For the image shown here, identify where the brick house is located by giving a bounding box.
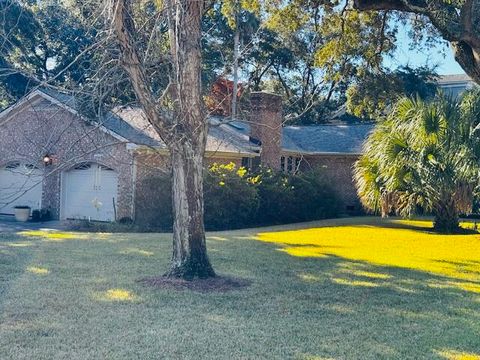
[0,88,372,222]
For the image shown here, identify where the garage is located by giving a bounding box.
[0,162,43,215]
[62,163,118,221]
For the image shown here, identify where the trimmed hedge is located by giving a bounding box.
[134,163,341,231]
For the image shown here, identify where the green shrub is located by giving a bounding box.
[254,167,340,225]
[134,163,341,231]
[254,168,296,225]
[134,173,172,230]
[204,162,259,230]
[289,169,340,222]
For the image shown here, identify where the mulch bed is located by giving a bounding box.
[138,275,251,293]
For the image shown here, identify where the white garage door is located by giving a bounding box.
[62,163,118,222]
[0,162,43,215]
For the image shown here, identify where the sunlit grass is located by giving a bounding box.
[331,278,379,288]
[257,219,480,293]
[298,273,322,282]
[207,236,228,241]
[340,269,392,279]
[436,349,480,360]
[26,266,49,275]
[99,288,137,302]
[17,230,114,242]
[18,230,79,240]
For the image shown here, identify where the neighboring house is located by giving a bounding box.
[437,74,476,97]
[0,88,373,222]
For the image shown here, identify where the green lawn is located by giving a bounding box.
[0,217,479,359]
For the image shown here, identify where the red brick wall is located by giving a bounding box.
[299,154,362,213]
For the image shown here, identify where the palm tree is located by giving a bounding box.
[354,91,480,233]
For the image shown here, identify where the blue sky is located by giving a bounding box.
[384,27,465,75]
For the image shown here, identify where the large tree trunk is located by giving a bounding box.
[112,0,215,279]
[165,0,215,278]
[433,196,460,234]
[167,145,215,278]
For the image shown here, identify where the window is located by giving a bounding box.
[99,165,114,171]
[242,157,260,170]
[241,157,253,169]
[74,163,91,170]
[281,156,301,174]
[5,162,20,169]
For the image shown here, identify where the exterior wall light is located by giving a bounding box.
[43,154,53,166]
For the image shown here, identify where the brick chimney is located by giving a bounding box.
[249,92,283,169]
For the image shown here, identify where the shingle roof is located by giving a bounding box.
[437,74,473,84]
[37,88,373,155]
[282,124,374,154]
[38,88,257,155]
[111,107,257,154]
[224,120,373,154]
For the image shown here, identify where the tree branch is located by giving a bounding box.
[111,0,170,142]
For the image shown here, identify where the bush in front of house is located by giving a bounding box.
[289,169,341,222]
[254,168,296,225]
[254,167,340,225]
[134,162,341,231]
[135,173,173,230]
[204,162,259,230]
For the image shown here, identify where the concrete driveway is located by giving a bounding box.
[0,216,65,233]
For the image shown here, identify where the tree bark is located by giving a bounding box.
[433,196,460,234]
[353,0,480,85]
[167,145,215,279]
[112,0,215,279]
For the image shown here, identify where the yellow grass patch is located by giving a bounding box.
[18,230,78,241]
[436,349,480,360]
[257,219,480,293]
[341,269,392,279]
[26,266,49,275]
[103,289,136,301]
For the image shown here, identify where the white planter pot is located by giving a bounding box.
[14,207,31,222]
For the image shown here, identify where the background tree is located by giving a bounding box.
[353,0,480,85]
[346,65,438,119]
[354,91,480,233]
[0,0,96,108]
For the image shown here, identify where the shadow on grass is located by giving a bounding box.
[244,240,480,359]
